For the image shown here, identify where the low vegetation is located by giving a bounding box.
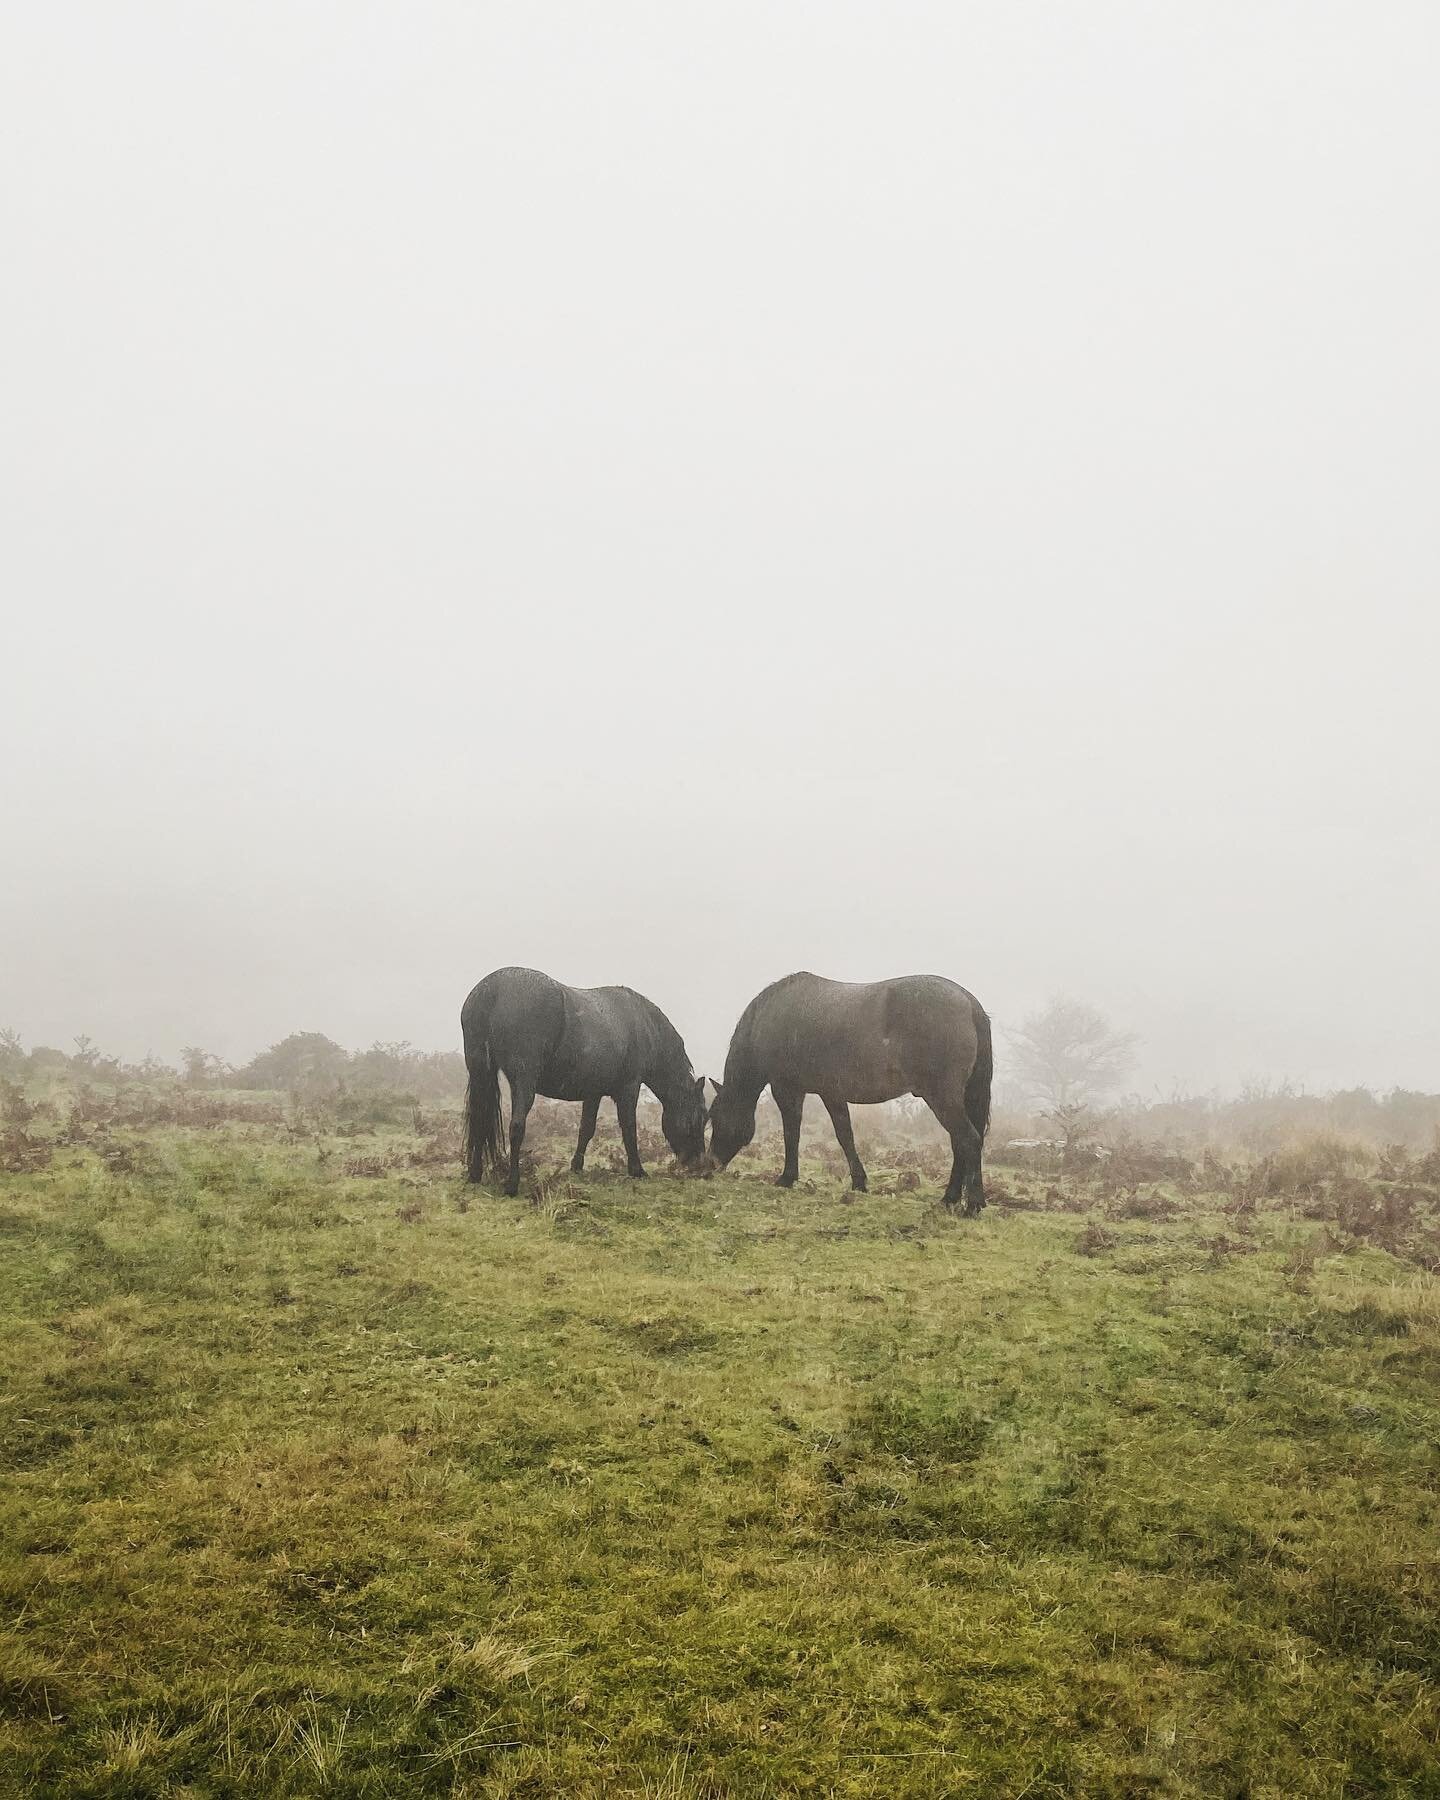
[2,1086,1438,1795]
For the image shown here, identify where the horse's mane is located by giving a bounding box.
[613,986,693,1076]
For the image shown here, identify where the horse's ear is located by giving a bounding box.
[694,1075,705,1095]
[708,1077,723,1099]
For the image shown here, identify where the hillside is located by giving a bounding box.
[2,1105,1438,1796]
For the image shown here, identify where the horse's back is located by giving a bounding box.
[754,972,974,1035]
[462,969,667,1096]
[462,967,567,1063]
[745,971,983,1099]
[877,973,981,1036]
[565,983,646,1053]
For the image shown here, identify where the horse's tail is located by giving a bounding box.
[963,997,993,1143]
[461,977,506,1183]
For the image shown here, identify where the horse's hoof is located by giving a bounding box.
[629,1168,647,1180]
[774,1173,797,1188]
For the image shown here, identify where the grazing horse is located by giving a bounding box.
[461,966,707,1195]
[707,972,993,1213]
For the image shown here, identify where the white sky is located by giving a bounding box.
[2,2,1437,1094]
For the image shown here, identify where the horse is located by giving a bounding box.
[461,966,708,1195]
[706,972,993,1213]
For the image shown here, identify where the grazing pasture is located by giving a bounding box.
[2,1096,1438,1796]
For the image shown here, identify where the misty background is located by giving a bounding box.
[2,2,1436,1096]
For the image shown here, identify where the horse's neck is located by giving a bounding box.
[722,1045,766,1104]
[645,1036,691,1104]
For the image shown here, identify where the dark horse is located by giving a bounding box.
[462,967,707,1195]
[707,972,993,1213]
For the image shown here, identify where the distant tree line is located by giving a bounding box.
[3,1011,1437,1151]
[0,1028,466,1105]
[231,1033,466,1103]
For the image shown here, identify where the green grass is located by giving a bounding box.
[2,1119,1438,1796]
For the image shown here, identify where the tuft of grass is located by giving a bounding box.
[446,1632,560,1687]
[101,1713,198,1774]
[290,1700,350,1787]
[614,1310,721,1356]
[1334,1297,1412,1337]
[1073,1218,1117,1256]
[853,1389,990,1466]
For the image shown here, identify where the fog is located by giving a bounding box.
[2,2,1436,1095]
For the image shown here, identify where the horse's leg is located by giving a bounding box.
[963,1117,987,1214]
[505,1072,535,1198]
[772,1081,804,1187]
[820,1095,868,1193]
[571,1095,599,1174]
[953,1118,985,1214]
[921,1091,984,1213]
[616,1083,646,1178]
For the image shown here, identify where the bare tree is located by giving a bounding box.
[1008,998,1137,1146]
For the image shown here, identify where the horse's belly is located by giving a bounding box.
[839,1075,907,1105]
[539,1078,589,1104]
[789,1039,906,1103]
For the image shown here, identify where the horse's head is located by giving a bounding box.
[661,1074,709,1168]
[705,1078,754,1168]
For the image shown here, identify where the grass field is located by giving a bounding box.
[2,1104,1438,1796]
